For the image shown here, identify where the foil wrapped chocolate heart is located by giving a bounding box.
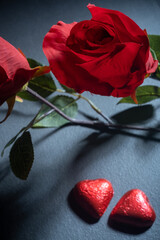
[73,178,114,219]
[109,189,156,228]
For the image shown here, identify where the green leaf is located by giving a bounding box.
[118,85,160,104]
[18,75,57,100]
[150,48,158,61]
[1,133,20,157]
[156,65,160,79]
[10,131,34,180]
[17,58,57,101]
[111,105,154,124]
[1,113,38,157]
[33,95,78,128]
[60,84,76,93]
[27,58,43,68]
[148,35,160,62]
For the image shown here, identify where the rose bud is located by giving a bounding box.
[0,37,50,122]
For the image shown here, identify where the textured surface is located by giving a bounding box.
[0,0,160,240]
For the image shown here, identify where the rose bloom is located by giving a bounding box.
[0,37,37,106]
[43,4,158,98]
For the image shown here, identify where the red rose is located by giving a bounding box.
[0,37,50,122]
[43,4,158,97]
[0,37,37,106]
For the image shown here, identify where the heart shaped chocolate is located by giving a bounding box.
[109,189,156,228]
[73,178,114,219]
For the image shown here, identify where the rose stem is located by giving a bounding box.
[73,93,114,124]
[26,87,160,133]
[56,88,114,124]
[26,87,93,125]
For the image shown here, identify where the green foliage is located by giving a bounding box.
[1,133,20,157]
[10,131,34,180]
[60,84,76,93]
[148,35,160,62]
[118,85,160,104]
[33,95,78,128]
[148,35,160,80]
[111,105,154,124]
[17,58,57,101]
[150,48,158,61]
[1,115,37,157]
[27,58,43,68]
[156,65,160,79]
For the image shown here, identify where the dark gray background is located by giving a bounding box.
[0,0,160,239]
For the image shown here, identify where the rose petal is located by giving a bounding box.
[146,51,158,73]
[88,5,149,46]
[78,42,143,89]
[0,68,36,106]
[0,37,31,79]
